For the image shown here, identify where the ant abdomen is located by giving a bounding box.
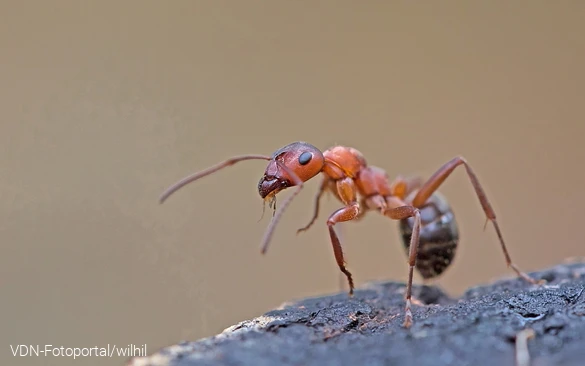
[399,191,459,280]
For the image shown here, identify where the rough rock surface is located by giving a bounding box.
[128,260,585,366]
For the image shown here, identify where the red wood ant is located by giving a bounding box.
[159,141,542,328]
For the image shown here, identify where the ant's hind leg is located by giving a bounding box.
[409,156,542,285]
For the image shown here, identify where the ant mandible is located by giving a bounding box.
[159,141,542,328]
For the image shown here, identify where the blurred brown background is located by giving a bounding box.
[1,1,584,365]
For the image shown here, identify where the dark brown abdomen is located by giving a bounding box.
[399,192,459,280]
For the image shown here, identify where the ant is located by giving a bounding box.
[159,141,542,328]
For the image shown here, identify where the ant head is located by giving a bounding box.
[258,142,325,199]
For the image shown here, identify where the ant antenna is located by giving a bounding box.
[159,155,271,203]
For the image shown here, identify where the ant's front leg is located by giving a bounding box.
[297,176,330,234]
[326,177,360,296]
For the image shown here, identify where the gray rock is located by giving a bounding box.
[128,260,585,366]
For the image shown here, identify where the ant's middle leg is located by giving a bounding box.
[365,195,422,328]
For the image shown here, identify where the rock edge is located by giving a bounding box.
[128,260,585,366]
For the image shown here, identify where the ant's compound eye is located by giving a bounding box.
[298,151,312,165]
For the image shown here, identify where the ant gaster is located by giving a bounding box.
[159,141,543,328]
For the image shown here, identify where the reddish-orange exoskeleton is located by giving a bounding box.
[159,141,541,328]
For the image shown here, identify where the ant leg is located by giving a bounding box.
[409,156,542,285]
[327,177,360,296]
[365,195,422,328]
[382,201,422,329]
[260,161,305,254]
[336,224,348,293]
[297,176,330,234]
